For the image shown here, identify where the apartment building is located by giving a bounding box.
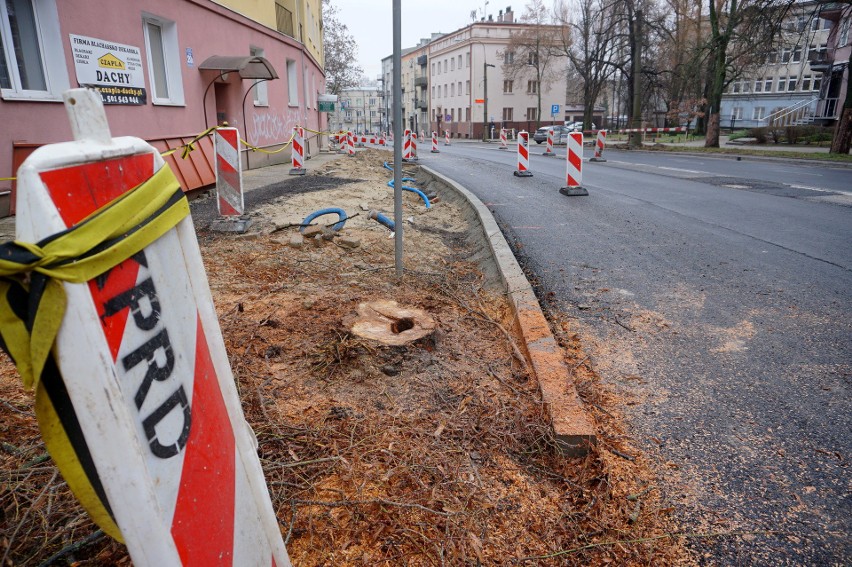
[330,86,382,134]
[720,1,850,129]
[381,6,572,139]
[0,0,326,216]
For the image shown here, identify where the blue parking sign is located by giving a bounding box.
[551,104,560,115]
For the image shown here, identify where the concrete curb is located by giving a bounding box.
[422,165,596,456]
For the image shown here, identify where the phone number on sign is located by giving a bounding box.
[102,94,145,105]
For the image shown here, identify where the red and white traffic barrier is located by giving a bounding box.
[289,126,306,175]
[444,131,451,146]
[619,126,687,133]
[542,128,556,157]
[431,131,440,153]
[514,130,533,177]
[411,132,419,160]
[590,130,607,162]
[560,131,588,196]
[499,128,508,150]
[12,89,291,565]
[347,131,355,157]
[214,127,244,216]
[403,129,412,161]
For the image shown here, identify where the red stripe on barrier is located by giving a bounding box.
[172,316,236,566]
[39,155,154,361]
[569,150,582,171]
[568,174,580,186]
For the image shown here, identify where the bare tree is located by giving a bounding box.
[553,0,618,130]
[502,0,562,128]
[322,0,363,96]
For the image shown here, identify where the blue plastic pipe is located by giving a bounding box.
[387,179,430,208]
[369,210,395,231]
[300,207,348,232]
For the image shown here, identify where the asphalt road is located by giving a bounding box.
[418,142,851,565]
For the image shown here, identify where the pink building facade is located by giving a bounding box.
[0,0,326,215]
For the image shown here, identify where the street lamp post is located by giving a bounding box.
[483,62,495,140]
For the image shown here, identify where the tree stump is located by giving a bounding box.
[346,300,436,346]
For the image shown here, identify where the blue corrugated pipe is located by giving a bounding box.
[387,179,430,208]
[369,210,395,231]
[299,207,348,232]
[383,162,417,183]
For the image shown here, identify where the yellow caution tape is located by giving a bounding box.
[0,164,188,390]
[0,163,188,542]
[240,131,296,154]
[0,177,14,181]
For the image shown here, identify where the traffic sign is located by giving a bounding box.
[551,104,560,115]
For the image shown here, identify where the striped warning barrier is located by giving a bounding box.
[618,126,688,133]
[6,89,290,565]
[403,129,413,161]
[444,131,451,146]
[289,126,306,176]
[347,131,355,157]
[411,132,419,160]
[542,128,556,157]
[514,131,533,177]
[499,128,508,150]
[560,131,588,196]
[431,131,440,153]
[214,127,245,216]
[590,130,607,162]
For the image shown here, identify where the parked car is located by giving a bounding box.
[533,125,570,144]
[565,121,597,132]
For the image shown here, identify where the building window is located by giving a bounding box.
[801,75,811,91]
[451,57,455,71]
[528,52,538,66]
[732,81,741,93]
[0,0,69,101]
[465,80,470,95]
[451,83,455,96]
[767,50,778,64]
[526,107,538,120]
[781,47,791,63]
[275,2,294,37]
[786,76,797,91]
[142,14,184,105]
[732,107,743,120]
[504,51,514,64]
[431,62,435,76]
[526,80,539,94]
[753,107,765,121]
[502,107,513,121]
[287,59,298,105]
[754,79,763,93]
[792,45,801,63]
[840,18,850,46]
[250,47,268,106]
[503,80,513,93]
[443,59,447,72]
[431,86,435,98]
[457,81,461,96]
[458,55,462,68]
[813,76,821,92]
[764,78,773,92]
[436,61,440,75]
[451,108,455,121]
[443,84,447,97]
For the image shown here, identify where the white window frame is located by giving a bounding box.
[286,59,298,106]
[142,13,184,106]
[732,106,743,120]
[753,107,765,121]
[0,0,69,101]
[250,46,268,107]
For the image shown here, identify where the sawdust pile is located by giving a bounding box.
[0,149,689,565]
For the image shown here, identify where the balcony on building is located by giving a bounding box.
[417,54,428,66]
[414,76,428,88]
[415,99,428,110]
[808,51,834,74]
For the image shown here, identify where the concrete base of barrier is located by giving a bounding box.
[589,157,607,162]
[542,151,556,157]
[211,217,252,233]
[289,167,306,176]
[403,157,419,163]
[431,149,440,154]
[559,186,589,197]
[514,170,533,177]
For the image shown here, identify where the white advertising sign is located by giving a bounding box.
[70,34,147,105]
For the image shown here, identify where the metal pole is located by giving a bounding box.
[483,59,488,141]
[393,0,403,277]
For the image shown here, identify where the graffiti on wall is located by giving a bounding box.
[250,107,304,147]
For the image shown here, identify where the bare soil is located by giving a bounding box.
[0,149,691,565]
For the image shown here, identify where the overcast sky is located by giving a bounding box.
[331,0,509,80]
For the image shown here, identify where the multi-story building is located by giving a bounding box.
[330,86,382,134]
[0,0,326,217]
[720,1,850,130]
[381,7,574,140]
